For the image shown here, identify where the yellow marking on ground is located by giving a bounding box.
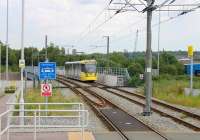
[68,132,95,140]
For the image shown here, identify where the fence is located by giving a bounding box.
[97,67,131,86]
[0,103,88,140]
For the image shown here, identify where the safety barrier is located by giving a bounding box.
[0,103,88,140]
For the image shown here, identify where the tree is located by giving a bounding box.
[128,62,144,77]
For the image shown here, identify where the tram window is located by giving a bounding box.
[81,64,86,72]
[85,64,96,73]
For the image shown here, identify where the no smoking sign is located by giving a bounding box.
[41,84,52,97]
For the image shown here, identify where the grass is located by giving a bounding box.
[0,65,19,72]
[16,88,81,116]
[153,77,200,108]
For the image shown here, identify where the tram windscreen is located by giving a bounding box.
[85,64,96,73]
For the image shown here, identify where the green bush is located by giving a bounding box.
[128,63,144,77]
[4,86,16,94]
[128,75,143,87]
[160,64,178,75]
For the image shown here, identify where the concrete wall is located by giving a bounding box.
[97,74,125,87]
[0,72,20,80]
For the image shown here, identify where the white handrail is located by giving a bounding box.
[7,103,83,105]
[0,103,88,140]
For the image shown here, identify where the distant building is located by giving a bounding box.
[72,49,77,55]
[178,58,190,64]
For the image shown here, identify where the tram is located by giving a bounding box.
[65,60,97,82]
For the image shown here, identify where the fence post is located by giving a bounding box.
[81,106,85,140]
[78,104,81,126]
[0,117,1,140]
[34,111,37,140]
[39,105,41,130]
[6,114,10,140]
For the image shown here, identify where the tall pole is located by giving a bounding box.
[45,35,48,61]
[45,35,48,115]
[190,56,193,94]
[6,0,9,81]
[32,48,34,67]
[157,8,161,76]
[107,36,110,59]
[134,30,138,52]
[134,30,139,59]
[20,0,25,124]
[0,43,1,84]
[143,0,154,116]
[104,36,110,66]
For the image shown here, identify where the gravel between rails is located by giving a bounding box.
[89,87,194,132]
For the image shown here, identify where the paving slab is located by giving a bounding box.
[93,132,200,140]
[1,132,68,140]
[68,132,95,140]
[0,95,11,113]
[166,132,200,140]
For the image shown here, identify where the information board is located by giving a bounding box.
[39,62,56,80]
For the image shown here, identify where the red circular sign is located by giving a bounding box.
[43,84,50,92]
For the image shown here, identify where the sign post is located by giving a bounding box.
[39,62,56,116]
[188,45,194,94]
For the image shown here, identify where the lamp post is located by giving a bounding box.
[19,0,25,125]
[6,0,9,82]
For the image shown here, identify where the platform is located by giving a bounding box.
[1,131,200,140]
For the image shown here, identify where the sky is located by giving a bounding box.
[0,0,200,54]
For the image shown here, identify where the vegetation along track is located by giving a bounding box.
[91,83,200,132]
[57,76,169,140]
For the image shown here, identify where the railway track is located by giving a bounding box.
[110,87,200,121]
[57,76,169,140]
[57,76,200,131]
[89,83,200,132]
[101,87,200,131]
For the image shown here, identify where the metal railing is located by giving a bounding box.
[97,67,130,79]
[0,103,88,140]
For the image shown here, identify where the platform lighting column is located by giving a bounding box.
[157,8,161,76]
[20,0,25,125]
[6,0,9,82]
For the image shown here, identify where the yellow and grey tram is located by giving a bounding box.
[65,60,97,82]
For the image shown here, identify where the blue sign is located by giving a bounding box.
[39,62,56,80]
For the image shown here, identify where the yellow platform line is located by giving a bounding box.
[68,132,95,140]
